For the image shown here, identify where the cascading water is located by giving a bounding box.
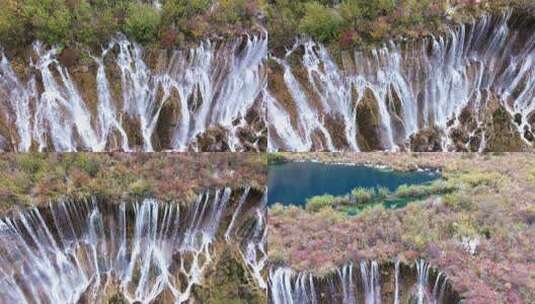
[269,267,317,304]
[0,187,267,303]
[0,33,267,152]
[267,10,535,152]
[337,263,356,304]
[268,260,459,304]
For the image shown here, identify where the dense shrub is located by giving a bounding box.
[350,187,374,204]
[0,0,263,49]
[267,153,288,165]
[306,194,336,212]
[0,0,511,51]
[129,179,153,196]
[299,2,343,42]
[123,3,161,44]
[21,0,72,45]
[376,186,390,199]
[394,180,452,198]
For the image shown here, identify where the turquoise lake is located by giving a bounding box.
[268,161,440,206]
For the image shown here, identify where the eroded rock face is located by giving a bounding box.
[410,127,444,152]
[194,246,265,303]
[196,126,232,151]
[356,88,384,151]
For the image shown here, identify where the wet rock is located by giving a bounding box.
[356,88,383,151]
[409,127,443,152]
[484,104,525,152]
[386,85,407,147]
[58,48,80,67]
[324,114,349,149]
[78,65,89,73]
[196,126,231,152]
[155,90,180,150]
[237,126,261,151]
[0,133,7,151]
[193,246,265,303]
[524,128,534,142]
[514,113,522,125]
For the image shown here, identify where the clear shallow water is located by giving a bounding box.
[268,161,440,206]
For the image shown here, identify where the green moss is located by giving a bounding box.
[194,247,265,303]
[449,170,505,188]
[298,2,343,42]
[443,191,473,212]
[270,203,286,216]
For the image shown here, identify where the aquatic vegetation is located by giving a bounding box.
[394,180,453,198]
[305,194,337,212]
[350,187,375,204]
[302,178,452,215]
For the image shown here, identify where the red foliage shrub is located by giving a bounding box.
[160,28,178,48]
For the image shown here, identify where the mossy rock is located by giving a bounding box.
[356,88,383,151]
[193,247,265,303]
[409,127,444,152]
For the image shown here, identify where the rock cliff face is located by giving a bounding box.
[0,188,267,303]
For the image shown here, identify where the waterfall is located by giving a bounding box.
[269,260,456,304]
[269,55,336,151]
[416,259,430,304]
[0,53,36,152]
[0,34,267,152]
[361,260,381,304]
[267,10,535,151]
[269,268,317,304]
[394,260,400,304]
[242,192,269,290]
[337,263,356,304]
[0,187,267,303]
